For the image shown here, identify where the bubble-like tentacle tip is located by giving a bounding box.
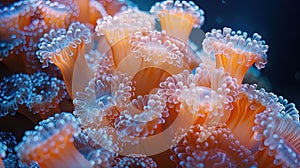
[151,0,204,27]
[203,27,269,84]
[15,112,91,168]
[85,49,103,73]
[0,73,33,117]
[113,154,158,168]
[27,72,67,114]
[94,53,115,78]
[86,147,115,168]
[170,124,257,167]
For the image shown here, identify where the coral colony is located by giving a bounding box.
[0,0,299,167]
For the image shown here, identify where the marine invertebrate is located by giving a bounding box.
[112,154,158,168]
[73,72,134,129]
[73,127,117,167]
[27,72,66,117]
[129,31,185,68]
[81,127,120,153]
[203,27,269,84]
[22,19,49,73]
[150,0,204,43]
[77,0,128,25]
[115,30,200,99]
[253,105,300,167]
[0,73,32,117]
[158,63,238,127]
[15,112,91,168]
[35,0,79,29]
[0,0,299,167]
[114,94,167,144]
[224,84,282,151]
[95,8,156,67]
[0,0,34,60]
[170,124,257,167]
[36,22,92,98]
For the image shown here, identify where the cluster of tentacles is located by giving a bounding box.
[0,0,299,168]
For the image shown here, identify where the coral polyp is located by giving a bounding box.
[15,112,91,168]
[170,124,257,167]
[0,0,298,167]
[150,0,205,43]
[203,27,269,84]
[0,73,32,117]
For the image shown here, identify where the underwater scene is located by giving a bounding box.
[0,0,299,167]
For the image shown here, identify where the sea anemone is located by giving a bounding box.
[15,112,91,168]
[27,72,66,117]
[36,21,92,98]
[0,73,32,117]
[203,27,268,84]
[170,124,257,167]
[150,0,204,43]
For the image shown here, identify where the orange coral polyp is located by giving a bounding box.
[15,112,92,168]
[36,22,92,99]
[203,27,268,85]
[114,31,197,98]
[170,124,257,167]
[73,71,134,129]
[95,9,156,67]
[157,64,238,138]
[253,109,300,167]
[225,84,281,152]
[227,94,266,148]
[150,0,204,43]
